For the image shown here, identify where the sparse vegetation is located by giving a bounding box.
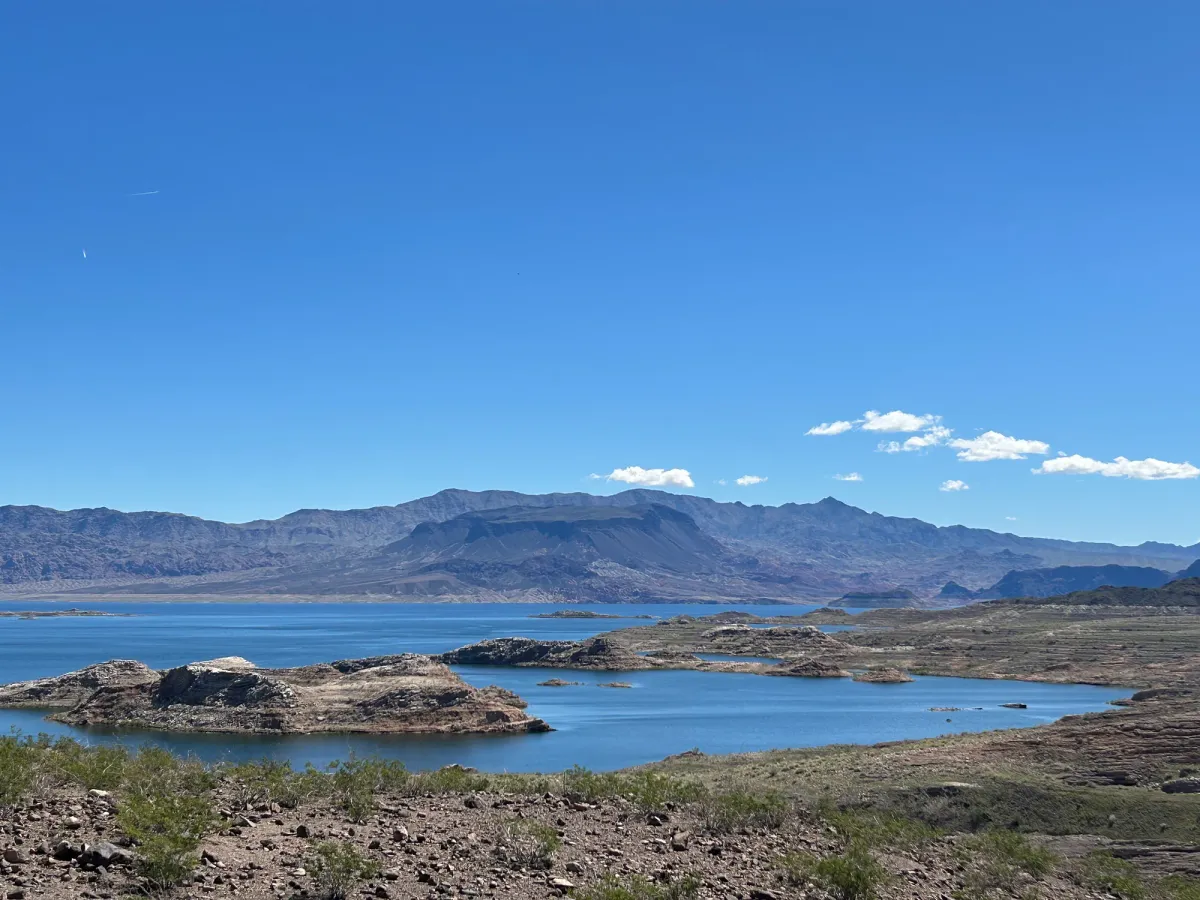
[310,840,381,900]
[700,781,790,833]
[117,791,218,890]
[1076,853,1200,900]
[777,845,886,900]
[956,829,1057,899]
[571,873,702,900]
[495,817,562,870]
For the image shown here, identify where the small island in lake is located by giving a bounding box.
[0,655,549,735]
[528,609,653,619]
[0,608,133,619]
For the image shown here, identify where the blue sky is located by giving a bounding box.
[2,2,1197,545]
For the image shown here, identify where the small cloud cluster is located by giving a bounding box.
[861,410,939,433]
[1035,454,1199,481]
[590,466,695,488]
[833,472,863,482]
[806,420,854,436]
[735,474,767,486]
[950,431,1050,462]
[807,409,939,438]
[879,425,953,454]
[940,479,969,492]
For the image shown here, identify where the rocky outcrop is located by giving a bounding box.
[0,656,548,735]
[440,636,647,671]
[0,660,157,707]
[766,658,851,678]
[852,667,915,684]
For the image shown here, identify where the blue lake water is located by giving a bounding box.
[0,600,1130,772]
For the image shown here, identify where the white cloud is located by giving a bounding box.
[594,467,695,488]
[861,410,940,433]
[940,479,969,492]
[735,474,767,486]
[950,431,1050,462]
[878,425,953,455]
[833,473,863,482]
[1005,516,1018,521]
[715,478,727,486]
[1035,454,1200,481]
[806,420,854,436]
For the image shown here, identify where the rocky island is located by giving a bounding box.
[0,655,549,735]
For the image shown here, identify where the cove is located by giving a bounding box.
[0,600,1130,772]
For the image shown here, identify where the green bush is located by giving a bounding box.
[329,757,410,821]
[778,845,887,900]
[0,733,41,806]
[700,782,789,834]
[571,873,701,900]
[49,739,131,791]
[405,764,491,796]
[123,745,217,799]
[1077,856,1200,900]
[560,765,624,803]
[117,792,218,889]
[310,840,381,900]
[226,758,329,810]
[822,806,941,850]
[495,818,561,870]
[957,829,1057,899]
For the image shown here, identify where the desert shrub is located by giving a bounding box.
[822,805,941,850]
[405,764,491,796]
[51,739,131,791]
[310,840,381,900]
[1161,875,1200,900]
[957,829,1057,899]
[329,757,410,821]
[622,770,705,813]
[1078,853,1148,900]
[0,733,41,807]
[572,873,701,900]
[494,818,561,870]
[123,745,216,799]
[700,781,789,834]
[226,758,329,810]
[118,791,219,889]
[778,845,887,900]
[560,765,624,802]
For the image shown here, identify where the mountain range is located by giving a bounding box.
[2,489,1197,603]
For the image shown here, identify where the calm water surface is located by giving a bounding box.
[0,600,1129,772]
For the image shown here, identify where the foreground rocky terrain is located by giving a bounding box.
[0,656,547,735]
[4,732,1194,900]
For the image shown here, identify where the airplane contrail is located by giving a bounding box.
[128,190,160,196]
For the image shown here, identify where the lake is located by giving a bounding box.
[0,600,1130,772]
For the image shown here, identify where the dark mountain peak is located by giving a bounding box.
[979,564,1173,599]
[1175,559,1200,580]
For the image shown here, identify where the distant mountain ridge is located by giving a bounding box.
[2,490,1197,603]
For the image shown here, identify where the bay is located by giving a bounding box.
[0,600,1129,772]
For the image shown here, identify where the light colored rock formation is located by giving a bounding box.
[0,655,549,736]
[852,666,915,684]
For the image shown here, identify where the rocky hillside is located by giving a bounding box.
[4,489,1198,601]
[1005,577,1200,608]
[973,564,1177,599]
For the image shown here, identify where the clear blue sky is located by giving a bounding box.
[2,2,1197,545]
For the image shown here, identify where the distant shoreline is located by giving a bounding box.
[0,593,828,606]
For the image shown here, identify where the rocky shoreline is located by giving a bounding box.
[0,656,549,736]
